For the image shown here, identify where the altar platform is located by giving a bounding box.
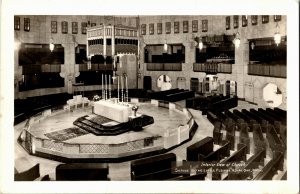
[17,99,197,162]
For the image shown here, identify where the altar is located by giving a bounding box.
[93,100,131,123]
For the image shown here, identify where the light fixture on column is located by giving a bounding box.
[199,38,203,50]
[163,40,168,53]
[193,36,203,51]
[250,41,255,50]
[49,38,54,52]
[233,32,241,48]
[274,22,281,46]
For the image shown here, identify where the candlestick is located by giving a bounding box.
[105,74,107,100]
[121,75,123,103]
[117,76,119,102]
[102,74,104,99]
[126,76,128,103]
[109,74,111,99]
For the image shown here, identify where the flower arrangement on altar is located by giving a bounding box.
[93,95,101,102]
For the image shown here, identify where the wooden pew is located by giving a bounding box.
[212,143,248,180]
[224,118,236,150]
[266,125,286,158]
[254,151,284,180]
[207,111,220,125]
[165,90,195,102]
[207,96,238,114]
[273,108,287,119]
[264,108,286,125]
[15,163,40,181]
[224,110,241,124]
[198,140,231,162]
[250,109,275,133]
[131,153,177,180]
[149,88,181,100]
[237,122,251,154]
[233,110,256,132]
[242,109,269,133]
[56,163,109,181]
[227,148,265,180]
[252,123,267,157]
[186,137,214,161]
[212,121,224,145]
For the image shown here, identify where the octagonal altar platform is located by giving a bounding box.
[17,98,198,162]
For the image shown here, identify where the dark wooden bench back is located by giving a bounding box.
[186,137,214,161]
[56,163,109,181]
[131,153,176,180]
[15,163,40,181]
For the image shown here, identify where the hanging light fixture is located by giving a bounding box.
[233,32,241,48]
[274,22,281,46]
[49,38,54,52]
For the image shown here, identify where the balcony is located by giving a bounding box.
[146,63,182,71]
[193,63,232,74]
[248,63,286,78]
[78,63,113,71]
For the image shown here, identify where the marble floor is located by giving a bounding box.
[14,100,286,181]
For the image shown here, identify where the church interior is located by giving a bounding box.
[4,11,297,193]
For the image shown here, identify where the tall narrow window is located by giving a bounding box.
[141,24,146,35]
[192,20,198,32]
[226,16,230,30]
[149,23,154,35]
[242,15,248,27]
[274,15,281,22]
[72,22,78,34]
[61,21,68,34]
[81,22,87,34]
[262,15,269,24]
[202,20,208,32]
[165,22,171,34]
[174,21,179,33]
[24,18,30,31]
[157,23,162,34]
[183,21,189,33]
[14,16,20,30]
[233,15,239,28]
[251,15,258,25]
[51,21,57,33]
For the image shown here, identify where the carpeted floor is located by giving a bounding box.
[44,127,89,141]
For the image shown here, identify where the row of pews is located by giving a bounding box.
[206,107,286,180]
[129,137,284,180]
[149,88,195,102]
[186,94,238,115]
[14,93,73,125]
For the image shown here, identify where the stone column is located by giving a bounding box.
[60,42,78,94]
[234,36,249,99]
[182,41,195,90]
[138,43,146,89]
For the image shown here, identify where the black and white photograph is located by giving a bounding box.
[0,0,299,193]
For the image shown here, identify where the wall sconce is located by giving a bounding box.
[49,38,54,52]
[274,22,281,46]
[233,32,241,48]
